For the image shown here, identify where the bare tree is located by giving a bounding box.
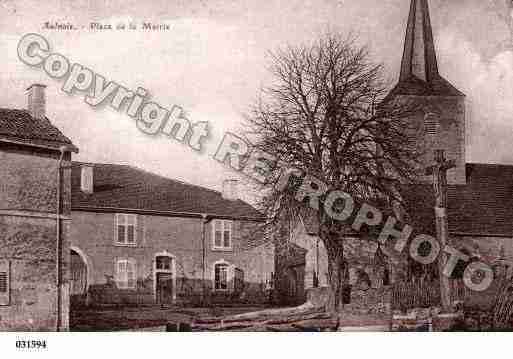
[245,33,421,313]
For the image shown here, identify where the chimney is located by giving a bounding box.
[81,165,94,194]
[222,179,238,201]
[27,84,47,119]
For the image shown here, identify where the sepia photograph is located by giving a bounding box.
[1,0,513,357]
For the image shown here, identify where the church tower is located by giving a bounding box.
[388,0,466,184]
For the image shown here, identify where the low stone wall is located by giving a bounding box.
[306,286,391,316]
[345,287,391,316]
[81,283,271,308]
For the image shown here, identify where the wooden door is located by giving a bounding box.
[156,272,174,304]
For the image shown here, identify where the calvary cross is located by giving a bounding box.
[425,149,456,209]
[426,149,456,312]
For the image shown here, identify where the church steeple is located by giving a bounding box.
[387,0,467,185]
[400,0,439,82]
[387,0,463,97]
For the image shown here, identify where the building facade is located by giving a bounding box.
[69,162,274,306]
[0,84,78,330]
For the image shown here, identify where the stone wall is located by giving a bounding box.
[0,144,72,331]
[395,95,466,185]
[70,211,274,305]
[274,232,307,306]
[0,145,72,213]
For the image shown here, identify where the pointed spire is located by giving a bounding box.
[400,0,439,82]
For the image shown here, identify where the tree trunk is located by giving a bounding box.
[323,232,346,315]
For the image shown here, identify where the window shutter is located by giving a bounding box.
[214,220,222,248]
[126,215,135,244]
[127,225,135,244]
[214,265,219,289]
[116,260,125,288]
[424,113,439,136]
[118,225,126,244]
[127,260,136,289]
[0,260,10,306]
[223,221,231,248]
[136,215,144,246]
[115,214,122,244]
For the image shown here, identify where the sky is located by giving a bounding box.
[1,0,513,199]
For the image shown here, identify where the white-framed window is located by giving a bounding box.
[116,214,136,245]
[213,220,232,250]
[0,260,10,306]
[116,258,136,289]
[214,262,229,291]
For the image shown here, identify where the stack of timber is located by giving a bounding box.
[192,303,336,331]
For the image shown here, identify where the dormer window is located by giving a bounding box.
[424,113,439,136]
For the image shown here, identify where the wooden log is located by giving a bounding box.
[191,309,329,331]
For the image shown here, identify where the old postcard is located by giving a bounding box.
[1,0,513,353]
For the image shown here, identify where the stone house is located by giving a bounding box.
[279,0,513,310]
[0,84,78,331]
[274,238,307,306]
[69,163,274,306]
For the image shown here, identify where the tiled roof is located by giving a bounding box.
[386,75,465,98]
[0,108,77,152]
[402,163,513,237]
[71,162,264,221]
[298,163,513,238]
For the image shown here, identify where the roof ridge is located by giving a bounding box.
[125,164,225,196]
[73,161,227,197]
[71,161,264,220]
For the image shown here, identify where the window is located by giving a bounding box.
[424,113,439,136]
[213,220,232,249]
[0,260,10,305]
[116,214,136,245]
[156,256,172,271]
[214,263,229,290]
[116,259,136,289]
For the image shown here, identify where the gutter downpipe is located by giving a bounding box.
[201,214,207,304]
[56,146,69,332]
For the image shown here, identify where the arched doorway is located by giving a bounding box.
[70,248,88,307]
[154,252,176,305]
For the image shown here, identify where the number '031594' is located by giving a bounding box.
[16,340,47,350]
